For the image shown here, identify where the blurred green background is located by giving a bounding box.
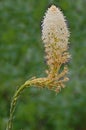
[0,0,86,130]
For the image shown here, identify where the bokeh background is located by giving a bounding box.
[0,0,86,130]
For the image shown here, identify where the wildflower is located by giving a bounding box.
[6,5,71,130]
[41,5,70,92]
[26,5,70,92]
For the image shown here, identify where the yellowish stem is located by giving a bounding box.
[6,83,29,130]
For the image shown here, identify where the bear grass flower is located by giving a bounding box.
[6,5,71,130]
[41,5,70,91]
[25,5,70,92]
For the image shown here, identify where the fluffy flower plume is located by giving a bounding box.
[41,5,70,91]
[42,5,69,45]
[6,5,71,130]
[26,5,70,92]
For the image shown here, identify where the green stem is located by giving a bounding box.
[6,82,30,130]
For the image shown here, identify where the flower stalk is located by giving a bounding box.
[6,5,70,130]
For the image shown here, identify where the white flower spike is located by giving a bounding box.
[6,5,71,130]
[42,5,70,47]
[42,5,70,75]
